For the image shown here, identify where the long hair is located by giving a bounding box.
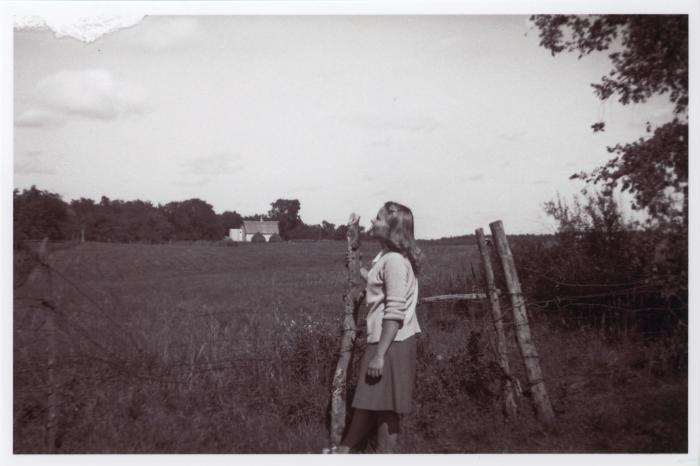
[383,201,424,276]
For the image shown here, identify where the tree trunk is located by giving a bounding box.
[475,228,518,421]
[330,213,363,446]
[489,221,556,428]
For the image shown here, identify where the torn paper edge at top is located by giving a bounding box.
[14,13,146,43]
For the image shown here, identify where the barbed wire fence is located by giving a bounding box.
[13,231,687,452]
[14,238,289,452]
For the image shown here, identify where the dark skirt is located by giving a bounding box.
[351,335,417,414]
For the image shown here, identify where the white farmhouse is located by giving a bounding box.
[230,219,280,242]
[228,228,244,241]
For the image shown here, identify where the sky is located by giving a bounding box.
[11,14,679,239]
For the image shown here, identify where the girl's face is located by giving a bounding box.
[369,207,390,242]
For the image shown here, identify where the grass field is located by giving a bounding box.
[13,240,687,453]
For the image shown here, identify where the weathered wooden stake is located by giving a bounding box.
[489,220,556,428]
[38,238,59,452]
[330,213,363,446]
[475,228,518,421]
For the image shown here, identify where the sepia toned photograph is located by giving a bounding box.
[6,2,694,459]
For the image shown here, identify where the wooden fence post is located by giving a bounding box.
[330,213,363,446]
[489,221,556,428]
[475,228,518,421]
[37,238,59,452]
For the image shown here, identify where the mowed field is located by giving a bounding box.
[13,241,687,453]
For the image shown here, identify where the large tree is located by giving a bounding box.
[267,199,302,240]
[531,15,688,229]
[321,220,336,240]
[67,197,98,241]
[13,186,69,242]
[162,198,220,241]
[218,210,244,237]
[120,200,172,243]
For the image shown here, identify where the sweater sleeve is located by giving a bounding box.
[382,253,409,326]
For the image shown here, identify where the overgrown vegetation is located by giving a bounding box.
[512,191,687,339]
[13,239,686,453]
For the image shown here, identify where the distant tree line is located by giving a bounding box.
[420,233,555,247]
[13,186,354,245]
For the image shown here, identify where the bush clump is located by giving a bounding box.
[251,233,266,243]
[273,313,338,426]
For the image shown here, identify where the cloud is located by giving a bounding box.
[176,153,243,188]
[15,161,56,175]
[15,68,148,127]
[371,187,392,197]
[366,139,392,148]
[181,154,243,176]
[386,117,441,133]
[624,98,676,129]
[289,185,323,193]
[342,115,441,134]
[125,17,204,52]
[464,174,484,181]
[496,132,522,143]
[15,108,64,128]
[172,177,210,188]
[531,179,549,185]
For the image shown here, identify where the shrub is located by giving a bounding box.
[514,189,687,336]
[251,233,266,243]
[273,313,338,426]
[268,234,283,243]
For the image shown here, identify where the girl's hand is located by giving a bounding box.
[359,267,368,281]
[343,253,368,282]
[367,355,384,378]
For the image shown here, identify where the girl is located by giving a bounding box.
[329,201,424,454]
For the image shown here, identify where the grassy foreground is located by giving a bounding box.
[13,241,687,453]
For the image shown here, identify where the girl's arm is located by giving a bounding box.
[367,254,409,378]
[345,252,369,282]
[366,320,400,378]
[360,267,369,281]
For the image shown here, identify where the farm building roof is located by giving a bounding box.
[243,220,279,235]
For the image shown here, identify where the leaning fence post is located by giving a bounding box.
[489,220,556,428]
[37,238,59,451]
[330,213,363,446]
[475,228,518,421]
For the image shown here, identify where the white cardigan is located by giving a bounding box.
[364,250,421,344]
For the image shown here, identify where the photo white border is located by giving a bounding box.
[2,1,697,466]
